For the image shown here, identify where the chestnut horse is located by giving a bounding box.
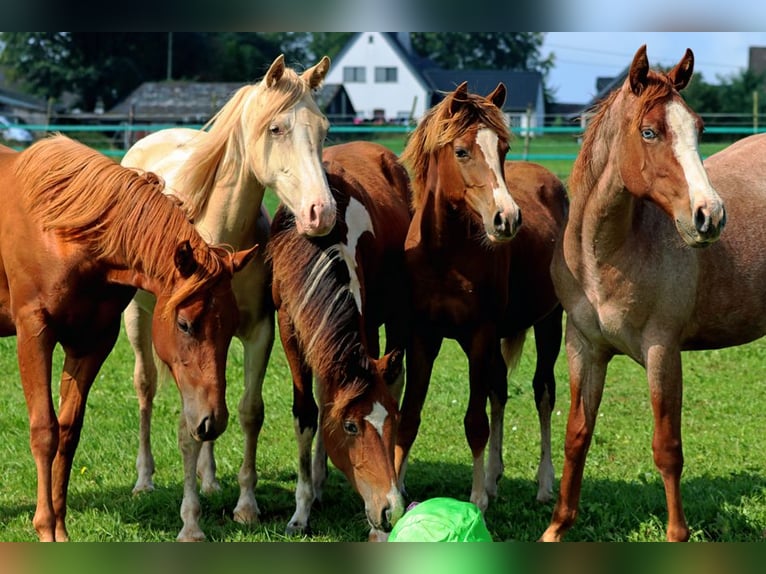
[121,54,335,540]
[0,135,255,541]
[541,46,733,542]
[396,82,569,512]
[269,141,412,540]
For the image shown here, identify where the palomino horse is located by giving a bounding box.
[396,82,569,513]
[0,135,255,542]
[541,46,733,542]
[121,54,335,540]
[269,141,412,540]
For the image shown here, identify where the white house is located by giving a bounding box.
[325,32,546,131]
[325,32,431,123]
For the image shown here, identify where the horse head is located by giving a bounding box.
[403,81,521,244]
[148,241,258,442]
[618,45,726,247]
[322,347,405,533]
[244,54,336,237]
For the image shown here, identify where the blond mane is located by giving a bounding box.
[14,135,230,316]
[177,66,319,220]
[571,69,678,196]
[400,91,510,212]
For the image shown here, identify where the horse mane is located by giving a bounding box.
[571,68,677,196]
[177,66,318,220]
[268,210,374,397]
[400,90,511,212]
[14,135,230,316]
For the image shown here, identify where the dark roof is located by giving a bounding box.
[423,69,543,111]
[0,69,49,113]
[108,81,245,121]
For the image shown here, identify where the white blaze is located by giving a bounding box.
[475,128,515,214]
[364,401,388,438]
[666,100,718,211]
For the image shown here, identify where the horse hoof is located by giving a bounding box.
[177,529,206,542]
[233,505,260,525]
[132,481,155,494]
[200,479,221,496]
[285,521,309,537]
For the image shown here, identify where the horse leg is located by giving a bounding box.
[531,305,563,503]
[645,343,689,542]
[177,416,205,541]
[461,327,505,512]
[16,323,57,541]
[540,320,608,542]
[53,333,119,541]
[124,299,158,493]
[232,312,274,525]
[196,442,219,494]
[395,329,442,495]
[311,378,329,503]
[276,311,317,535]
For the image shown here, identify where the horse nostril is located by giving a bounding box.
[382,505,393,532]
[694,207,711,234]
[493,212,510,236]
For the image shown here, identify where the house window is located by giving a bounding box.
[375,67,397,83]
[343,66,366,83]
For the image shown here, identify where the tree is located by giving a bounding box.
[410,33,553,75]
[0,32,292,112]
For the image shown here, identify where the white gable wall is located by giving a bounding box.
[325,32,430,122]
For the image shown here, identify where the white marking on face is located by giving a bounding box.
[364,401,388,438]
[339,197,374,313]
[475,128,515,214]
[666,100,718,210]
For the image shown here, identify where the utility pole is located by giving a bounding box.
[167,32,173,81]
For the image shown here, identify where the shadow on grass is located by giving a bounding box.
[2,462,765,542]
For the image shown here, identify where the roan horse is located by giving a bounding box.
[396,82,569,512]
[0,135,255,542]
[121,54,335,540]
[541,45,735,542]
[269,141,412,540]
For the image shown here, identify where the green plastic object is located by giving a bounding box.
[387,497,493,542]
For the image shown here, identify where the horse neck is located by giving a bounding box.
[195,156,266,245]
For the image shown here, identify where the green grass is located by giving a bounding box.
[1,134,764,543]
[2,316,766,542]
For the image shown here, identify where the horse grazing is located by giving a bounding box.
[541,45,733,542]
[396,82,569,513]
[121,54,335,540]
[269,141,412,540]
[0,135,255,542]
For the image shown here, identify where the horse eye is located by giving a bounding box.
[343,420,359,435]
[269,124,283,136]
[176,318,192,334]
[455,148,469,159]
[641,128,657,140]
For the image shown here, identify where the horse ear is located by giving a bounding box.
[302,56,331,90]
[231,244,259,273]
[265,54,286,88]
[174,240,198,278]
[377,348,404,386]
[448,81,469,116]
[487,82,506,109]
[668,48,694,91]
[628,44,650,96]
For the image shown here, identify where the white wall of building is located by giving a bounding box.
[325,32,430,122]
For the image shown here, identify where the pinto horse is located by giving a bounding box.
[121,54,335,540]
[269,141,412,540]
[0,135,255,542]
[541,46,733,542]
[396,82,569,512]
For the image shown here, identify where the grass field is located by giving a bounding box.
[1,134,764,543]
